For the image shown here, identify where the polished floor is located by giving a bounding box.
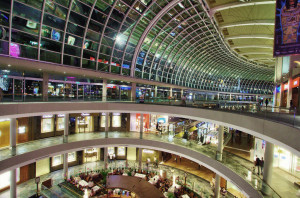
[0,131,286,197]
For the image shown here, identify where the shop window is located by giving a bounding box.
[0,169,20,190]
[76,114,93,133]
[100,113,111,127]
[41,115,54,133]
[117,147,125,156]
[52,155,62,166]
[68,152,76,162]
[56,116,65,131]
[84,148,98,162]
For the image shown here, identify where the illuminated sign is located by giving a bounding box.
[143,149,154,154]
[284,83,289,90]
[57,114,65,117]
[274,0,300,56]
[292,77,300,88]
[18,126,26,134]
[42,115,53,118]
[81,113,90,116]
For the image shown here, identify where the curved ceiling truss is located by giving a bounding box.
[0,0,273,94]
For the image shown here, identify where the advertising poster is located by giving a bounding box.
[274,0,300,56]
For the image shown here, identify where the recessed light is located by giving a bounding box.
[39,69,42,71]
[64,72,66,74]
[8,64,11,67]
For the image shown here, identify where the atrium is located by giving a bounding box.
[0,0,299,198]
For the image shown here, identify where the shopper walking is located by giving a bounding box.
[260,157,264,175]
[255,155,261,174]
[265,99,269,108]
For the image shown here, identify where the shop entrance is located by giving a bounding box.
[282,91,287,107]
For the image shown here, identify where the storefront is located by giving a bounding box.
[149,115,168,133]
[250,138,266,161]
[274,146,300,178]
[130,113,150,132]
[0,119,10,148]
[75,113,94,133]
[281,83,288,107]
[100,113,129,132]
[84,148,100,163]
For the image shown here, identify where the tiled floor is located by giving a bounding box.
[0,132,297,197]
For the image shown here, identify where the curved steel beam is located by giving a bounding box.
[130,0,183,76]
[224,35,274,40]
[219,19,274,29]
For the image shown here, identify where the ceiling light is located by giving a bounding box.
[8,64,11,67]
[39,69,42,71]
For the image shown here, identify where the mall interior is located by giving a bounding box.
[0,0,300,198]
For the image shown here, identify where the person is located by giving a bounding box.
[265,99,269,108]
[260,157,264,175]
[255,155,261,174]
[290,100,294,112]
[139,94,144,103]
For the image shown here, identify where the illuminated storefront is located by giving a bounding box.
[52,152,77,167]
[75,113,94,133]
[130,113,150,132]
[41,115,55,133]
[0,169,20,191]
[84,148,99,163]
[274,146,300,177]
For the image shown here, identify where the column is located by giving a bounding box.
[229,94,232,101]
[102,79,107,102]
[205,94,208,101]
[42,72,49,102]
[215,125,224,198]
[217,125,224,161]
[217,93,219,101]
[273,86,277,107]
[105,113,109,138]
[287,78,292,108]
[154,86,158,98]
[180,89,183,98]
[10,169,16,198]
[63,153,68,179]
[10,118,16,155]
[63,114,69,143]
[131,83,136,101]
[140,113,143,139]
[139,148,142,170]
[169,88,173,97]
[104,147,108,169]
[262,141,274,195]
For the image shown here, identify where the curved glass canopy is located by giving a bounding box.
[0,0,274,94]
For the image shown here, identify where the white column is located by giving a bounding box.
[205,94,208,101]
[217,125,224,160]
[63,114,69,143]
[10,169,16,198]
[42,72,49,102]
[139,148,142,170]
[273,86,277,107]
[10,118,16,155]
[229,94,232,101]
[140,113,143,139]
[102,79,107,102]
[287,78,292,108]
[105,113,109,138]
[262,142,274,195]
[63,153,68,179]
[154,86,158,98]
[131,83,136,101]
[181,89,183,97]
[169,88,173,97]
[217,93,219,100]
[215,125,224,198]
[104,147,108,169]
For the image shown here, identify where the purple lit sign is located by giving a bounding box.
[10,43,20,57]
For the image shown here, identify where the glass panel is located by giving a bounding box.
[13,1,41,22]
[13,79,23,101]
[40,50,61,64]
[43,13,66,30]
[0,0,11,12]
[44,2,68,19]
[12,16,40,35]
[78,84,83,100]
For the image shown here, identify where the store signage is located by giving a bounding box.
[57,114,65,117]
[42,115,53,118]
[81,113,90,116]
[292,77,300,88]
[107,84,117,88]
[120,86,131,90]
[18,126,26,134]
[283,83,289,90]
[143,149,154,154]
